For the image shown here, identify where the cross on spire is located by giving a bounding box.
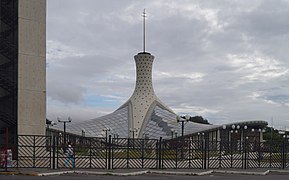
[142,9,147,52]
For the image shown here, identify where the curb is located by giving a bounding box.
[198,170,214,176]
[38,170,149,176]
[4,169,289,176]
[0,171,20,176]
[38,171,74,176]
[269,170,289,174]
[76,170,148,176]
[149,170,213,176]
[213,170,268,176]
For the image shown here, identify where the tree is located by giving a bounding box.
[263,126,284,143]
[181,115,211,124]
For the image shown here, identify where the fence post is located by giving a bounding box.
[219,140,222,168]
[16,135,18,168]
[33,136,36,168]
[56,136,59,169]
[158,137,162,169]
[269,140,272,168]
[188,139,191,168]
[108,135,112,170]
[282,140,285,169]
[52,136,56,169]
[175,140,178,168]
[127,138,130,168]
[89,138,92,169]
[230,140,233,168]
[141,139,144,169]
[285,140,288,169]
[244,140,247,169]
[203,138,207,169]
[258,141,261,168]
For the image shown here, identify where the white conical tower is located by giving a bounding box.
[124,10,174,138]
[127,52,173,138]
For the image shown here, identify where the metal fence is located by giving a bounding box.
[2,135,289,169]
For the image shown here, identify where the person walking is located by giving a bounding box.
[64,141,75,168]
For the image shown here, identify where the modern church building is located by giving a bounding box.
[54,49,267,141]
[52,11,268,141]
[0,0,46,144]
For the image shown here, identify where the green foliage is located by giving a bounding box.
[263,126,284,143]
[181,115,211,124]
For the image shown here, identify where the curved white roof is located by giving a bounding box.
[52,51,268,139]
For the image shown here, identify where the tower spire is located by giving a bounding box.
[142,9,147,52]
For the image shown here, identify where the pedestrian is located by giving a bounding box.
[64,141,75,168]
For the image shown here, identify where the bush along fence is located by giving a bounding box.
[1,135,289,169]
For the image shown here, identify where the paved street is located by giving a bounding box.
[2,173,289,180]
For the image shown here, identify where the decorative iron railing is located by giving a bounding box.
[1,135,289,170]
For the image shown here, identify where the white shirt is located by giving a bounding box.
[67,144,73,155]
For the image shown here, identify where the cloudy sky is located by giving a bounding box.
[46,0,289,130]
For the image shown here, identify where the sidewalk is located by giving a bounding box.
[1,168,289,176]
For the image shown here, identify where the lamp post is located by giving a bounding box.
[46,121,57,130]
[177,115,190,138]
[57,116,72,148]
[236,125,240,136]
[230,124,235,142]
[130,128,137,148]
[221,125,226,153]
[197,132,205,142]
[81,128,86,137]
[113,133,119,139]
[222,125,226,142]
[177,115,190,159]
[46,121,57,140]
[241,125,248,151]
[102,127,111,140]
[231,124,242,151]
[243,125,248,141]
[251,128,255,142]
[143,132,149,139]
[198,132,203,142]
[236,125,240,149]
[242,125,248,169]
[230,124,241,141]
[171,129,175,139]
[258,128,262,143]
[59,132,62,145]
[129,128,137,139]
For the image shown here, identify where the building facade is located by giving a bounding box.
[0,0,46,144]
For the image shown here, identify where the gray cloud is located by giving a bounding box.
[47,0,289,129]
